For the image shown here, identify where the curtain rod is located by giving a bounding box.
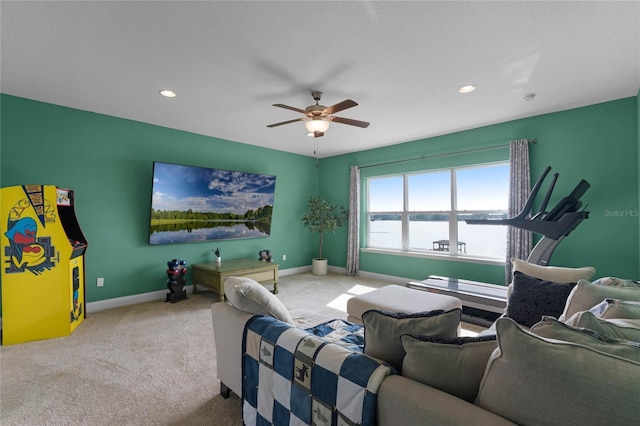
[357,139,537,170]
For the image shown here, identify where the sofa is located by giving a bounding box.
[211,261,640,426]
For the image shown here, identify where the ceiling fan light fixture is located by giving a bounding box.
[305,117,330,134]
[458,84,477,94]
[159,89,177,98]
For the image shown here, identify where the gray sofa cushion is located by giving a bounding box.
[589,299,640,319]
[564,310,640,341]
[592,277,640,288]
[362,309,461,372]
[401,334,497,402]
[560,279,640,321]
[475,318,640,426]
[377,375,518,426]
[530,316,640,362]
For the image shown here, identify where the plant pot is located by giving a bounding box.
[312,258,328,275]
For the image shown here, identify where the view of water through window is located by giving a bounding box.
[368,220,508,259]
[366,163,510,259]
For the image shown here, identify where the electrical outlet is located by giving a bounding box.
[282,254,286,261]
[97,277,104,287]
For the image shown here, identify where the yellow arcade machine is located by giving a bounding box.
[1,185,88,345]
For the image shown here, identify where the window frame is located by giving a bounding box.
[363,162,509,265]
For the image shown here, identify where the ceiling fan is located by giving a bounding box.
[267,91,370,138]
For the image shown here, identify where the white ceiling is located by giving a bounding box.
[2,1,639,158]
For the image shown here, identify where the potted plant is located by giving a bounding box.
[301,196,348,275]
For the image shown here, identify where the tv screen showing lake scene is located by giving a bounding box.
[149,162,276,245]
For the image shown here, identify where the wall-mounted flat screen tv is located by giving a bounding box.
[149,162,276,245]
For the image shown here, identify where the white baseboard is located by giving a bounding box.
[86,266,313,314]
[86,285,195,314]
[0,265,412,328]
[83,266,415,313]
[279,265,312,276]
[328,265,413,286]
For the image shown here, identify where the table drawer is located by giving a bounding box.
[241,270,276,283]
[193,268,217,282]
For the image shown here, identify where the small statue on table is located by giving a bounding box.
[258,249,273,262]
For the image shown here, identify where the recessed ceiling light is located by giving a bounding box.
[458,85,477,94]
[159,89,177,98]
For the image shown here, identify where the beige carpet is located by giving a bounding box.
[0,272,482,425]
[0,288,239,426]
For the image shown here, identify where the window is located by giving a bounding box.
[366,163,509,260]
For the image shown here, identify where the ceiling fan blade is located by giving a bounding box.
[329,116,370,128]
[272,103,308,115]
[266,117,305,128]
[324,99,358,115]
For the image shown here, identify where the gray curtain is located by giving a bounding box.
[346,165,360,276]
[505,139,533,283]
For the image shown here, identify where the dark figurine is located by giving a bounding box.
[165,258,187,303]
[258,249,273,262]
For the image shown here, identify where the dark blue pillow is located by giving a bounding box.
[506,271,577,327]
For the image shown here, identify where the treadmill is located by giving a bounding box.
[465,166,590,265]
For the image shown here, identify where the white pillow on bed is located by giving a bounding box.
[224,276,294,325]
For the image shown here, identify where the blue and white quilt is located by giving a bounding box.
[242,316,392,426]
[305,319,365,352]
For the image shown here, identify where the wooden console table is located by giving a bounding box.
[192,258,279,302]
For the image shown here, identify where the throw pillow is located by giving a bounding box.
[589,299,640,320]
[592,277,640,288]
[564,310,640,341]
[223,276,295,325]
[560,279,640,321]
[530,316,640,362]
[506,271,576,327]
[510,258,595,283]
[475,318,640,426]
[401,334,498,402]
[362,309,461,372]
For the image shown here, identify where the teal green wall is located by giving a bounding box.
[0,95,318,305]
[320,97,639,283]
[1,94,638,312]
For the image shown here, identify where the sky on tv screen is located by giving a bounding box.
[151,162,276,215]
